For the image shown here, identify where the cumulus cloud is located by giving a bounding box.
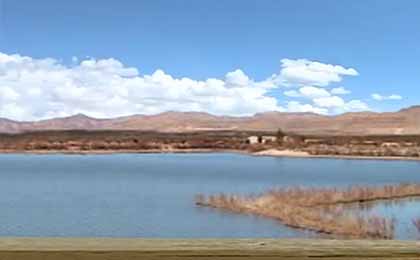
[298,86,331,99]
[371,93,403,101]
[286,101,328,115]
[313,96,345,108]
[277,59,358,87]
[313,96,369,112]
[331,87,351,95]
[0,52,284,120]
[313,96,370,114]
[284,86,330,99]
[343,100,369,111]
[0,52,372,120]
[225,69,250,86]
[283,90,301,98]
[283,85,367,113]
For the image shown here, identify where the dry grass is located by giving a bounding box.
[264,184,420,207]
[195,184,420,239]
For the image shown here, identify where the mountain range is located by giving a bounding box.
[1,106,420,135]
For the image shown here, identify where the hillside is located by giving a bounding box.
[0,106,419,135]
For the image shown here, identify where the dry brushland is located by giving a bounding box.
[0,130,420,160]
[0,130,255,153]
[196,184,420,239]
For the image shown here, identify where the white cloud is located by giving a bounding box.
[331,87,351,95]
[286,101,328,115]
[313,96,346,108]
[313,96,369,113]
[389,94,403,100]
[0,52,286,120]
[225,69,250,86]
[284,86,331,99]
[299,86,331,99]
[0,52,373,120]
[283,90,301,98]
[278,59,358,87]
[343,100,369,111]
[371,93,403,101]
[278,59,362,114]
[0,86,20,101]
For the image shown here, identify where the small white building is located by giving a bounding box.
[381,142,400,148]
[247,136,259,144]
[247,135,277,144]
[261,136,277,144]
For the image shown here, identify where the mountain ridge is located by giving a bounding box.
[0,106,419,135]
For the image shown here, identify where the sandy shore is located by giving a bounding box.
[253,149,420,161]
[0,238,417,259]
[254,149,312,157]
[0,148,419,161]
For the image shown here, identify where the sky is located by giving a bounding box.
[0,0,418,120]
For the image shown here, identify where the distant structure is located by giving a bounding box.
[261,136,277,143]
[381,142,400,148]
[247,135,277,144]
[247,136,260,144]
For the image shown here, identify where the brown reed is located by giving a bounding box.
[195,184,420,239]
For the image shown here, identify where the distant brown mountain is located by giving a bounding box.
[1,106,420,135]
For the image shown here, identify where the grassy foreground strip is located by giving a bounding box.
[196,184,420,239]
[0,238,418,259]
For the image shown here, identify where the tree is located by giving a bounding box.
[276,129,286,139]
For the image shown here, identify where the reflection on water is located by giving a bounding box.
[343,198,420,240]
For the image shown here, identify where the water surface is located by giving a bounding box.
[0,153,419,238]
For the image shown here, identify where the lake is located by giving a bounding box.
[0,153,419,239]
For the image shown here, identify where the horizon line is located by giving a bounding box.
[1,105,418,124]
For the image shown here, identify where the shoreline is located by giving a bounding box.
[252,149,420,161]
[0,148,419,162]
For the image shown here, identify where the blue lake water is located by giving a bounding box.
[0,153,419,239]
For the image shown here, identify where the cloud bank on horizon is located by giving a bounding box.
[0,52,403,121]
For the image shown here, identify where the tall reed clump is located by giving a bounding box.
[195,184,420,239]
[265,184,420,207]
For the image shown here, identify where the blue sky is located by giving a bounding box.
[0,0,418,120]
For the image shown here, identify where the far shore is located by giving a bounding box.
[0,148,419,162]
[252,149,420,161]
